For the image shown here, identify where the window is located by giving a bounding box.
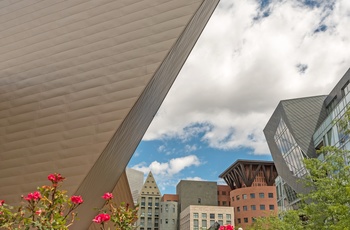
[165,219,168,224]
[260,205,266,210]
[232,196,234,201]
[222,191,226,195]
[269,205,275,210]
[226,220,231,225]
[237,218,241,224]
[243,206,248,211]
[251,205,256,210]
[237,207,240,212]
[218,220,223,226]
[222,201,227,206]
[226,214,231,220]
[210,220,215,226]
[193,213,199,218]
[210,213,215,219]
[202,213,207,219]
[202,220,207,229]
[236,195,240,200]
[218,214,223,219]
[242,194,247,200]
[194,219,199,227]
[244,218,248,223]
[198,198,201,204]
[259,193,264,198]
[250,193,255,199]
[268,193,274,198]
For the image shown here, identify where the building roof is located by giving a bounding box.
[219,159,277,190]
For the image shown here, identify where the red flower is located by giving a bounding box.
[0,200,4,206]
[93,213,110,223]
[24,191,41,201]
[226,225,234,230]
[102,192,113,200]
[35,209,43,216]
[70,196,83,204]
[47,173,65,183]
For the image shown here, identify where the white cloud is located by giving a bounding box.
[131,155,202,193]
[184,177,204,181]
[184,144,197,153]
[143,0,350,155]
[131,155,201,177]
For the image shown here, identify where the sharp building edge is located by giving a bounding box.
[0,0,220,228]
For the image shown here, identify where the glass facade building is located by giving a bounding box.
[264,68,350,210]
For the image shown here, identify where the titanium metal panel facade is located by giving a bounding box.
[263,96,326,194]
[0,0,220,228]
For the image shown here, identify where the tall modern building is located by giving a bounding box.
[264,68,350,209]
[137,171,162,230]
[219,160,278,229]
[0,1,219,228]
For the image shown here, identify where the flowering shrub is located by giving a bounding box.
[219,224,234,230]
[0,174,138,230]
[0,173,82,229]
[92,192,138,230]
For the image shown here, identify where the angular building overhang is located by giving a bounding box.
[263,96,326,194]
[0,0,220,228]
[219,159,278,190]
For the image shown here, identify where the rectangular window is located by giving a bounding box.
[202,213,207,219]
[210,220,215,226]
[218,214,223,219]
[259,193,265,198]
[269,205,275,210]
[226,214,231,220]
[237,219,241,224]
[260,205,266,210]
[237,207,240,212]
[242,194,247,200]
[222,191,226,195]
[210,213,215,219]
[236,195,240,200]
[202,220,207,229]
[268,193,274,198]
[218,220,223,226]
[251,205,256,210]
[250,193,255,199]
[244,218,248,223]
[222,201,227,206]
[193,213,199,218]
[243,206,248,211]
[194,219,199,227]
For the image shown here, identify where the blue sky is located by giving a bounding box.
[128,0,350,195]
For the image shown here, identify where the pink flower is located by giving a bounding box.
[47,173,65,183]
[219,226,225,230]
[226,225,234,230]
[102,192,113,200]
[70,195,83,204]
[0,200,4,206]
[93,213,110,223]
[24,191,41,201]
[35,209,43,216]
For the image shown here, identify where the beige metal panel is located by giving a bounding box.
[0,0,220,228]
